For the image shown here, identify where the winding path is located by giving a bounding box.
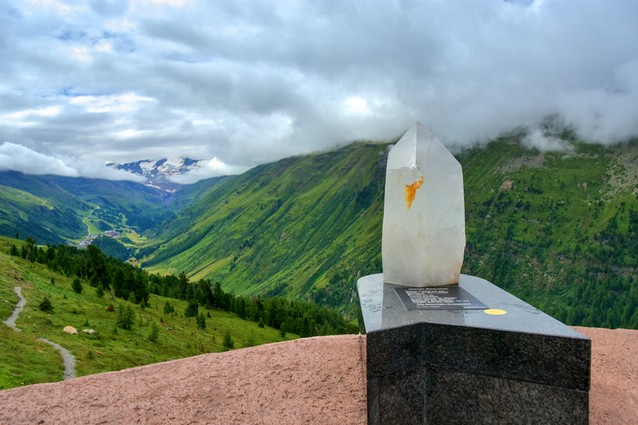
[3,287,26,332]
[3,286,76,380]
[38,338,76,380]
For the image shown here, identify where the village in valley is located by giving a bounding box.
[76,230,120,249]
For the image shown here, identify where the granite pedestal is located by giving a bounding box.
[358,273,591,425]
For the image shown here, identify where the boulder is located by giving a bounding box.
[63,326,78,335]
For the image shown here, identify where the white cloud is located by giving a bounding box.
[26,0,78,15]
[68,93,156,113]
[1,106,61,122]
[521,127,571,152]
[136,0,189,6]
[0,142,78,176]
[0,142,145,181]
[74,159,148,181]
[114,128,151,139]
[169,157,249,184]
[343,96,370,115]
[0,0,637,183]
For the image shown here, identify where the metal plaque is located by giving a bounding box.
[394,285,487,311]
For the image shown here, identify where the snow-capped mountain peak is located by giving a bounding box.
[108,158,204,190]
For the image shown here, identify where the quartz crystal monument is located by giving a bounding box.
[382,122,465,287]
[362,122,589,424]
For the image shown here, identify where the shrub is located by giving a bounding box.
[38,297,54,313]
[148,321,160,343]
[196,313,206,330]
[117,303,135,330]
[222,331,234,351]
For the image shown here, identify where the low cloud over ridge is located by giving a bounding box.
[0,0,637,182]
[0,142,146,182]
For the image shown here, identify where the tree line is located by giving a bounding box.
[9,238,357,337]
[463,187,638,330]
[147,272,357,336]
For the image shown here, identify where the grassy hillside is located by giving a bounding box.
[0,184,85,244]
[0,172,178,245]
[141,142,389,313]
[0,236,295,390]
[143,134,638,329]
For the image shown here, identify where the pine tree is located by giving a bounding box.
[148,321,160,343]
[72,277,83,294]
[163,301,175,315]
[87,244,109,289]
[196,313,206,330]
[112,268,126,299]
[213,281,224,308]
[222,332,234,351]
[184,300,199,318]
[117,303,135,330]
[178,271,189,299]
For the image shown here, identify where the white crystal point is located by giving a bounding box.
[382,122,466,287]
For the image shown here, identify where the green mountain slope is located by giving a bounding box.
[144,136,638,328]
[141,143,388,311]
[2,131,637,329]
[0,236,295,390]
[47,176,176,231]
[0,184,84,243]
[461,137,638,327]
[0,171,177,244]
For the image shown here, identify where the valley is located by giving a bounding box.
[2,131,638,331]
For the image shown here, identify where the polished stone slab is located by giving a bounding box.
[359,273,588,337]
[359,273,591,425]
[393,285,486,310]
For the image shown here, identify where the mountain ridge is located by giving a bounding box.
[1,134,638,329]
[109,158,205,191]
[140,142,389,312]
[0,171,179,245]
[141,135,638,328]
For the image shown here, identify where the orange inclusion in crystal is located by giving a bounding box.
[404,176,424,208]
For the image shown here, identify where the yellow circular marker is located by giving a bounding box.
[484,308,507,316]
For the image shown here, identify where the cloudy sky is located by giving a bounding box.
[1,0,637,183]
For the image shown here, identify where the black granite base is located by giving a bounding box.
[358,274,591,425]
